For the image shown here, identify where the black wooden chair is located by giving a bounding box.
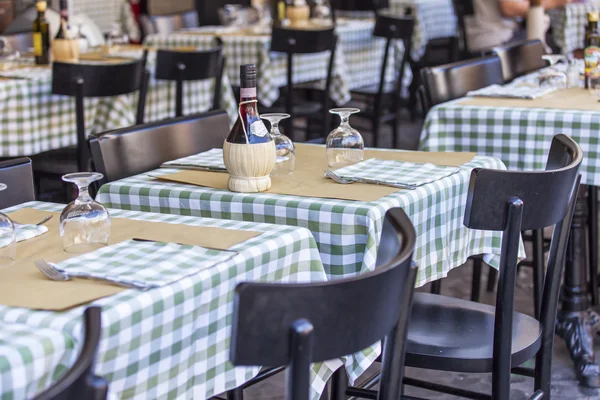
[33,307,107,400]
[33,56,149,195]
[89,110,229,187]
[419,55,504,113]
[401,134,582,400]
[489,39,548,83]
[265,27,337,140]
[229,207,418,400]
[0,158,35,208]
[155,47,225,118]
[350,13,414,148]
[452,0,475,59]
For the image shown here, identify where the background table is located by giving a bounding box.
[96,152,511,288]
[0,53,237,158]
[0,202,357,400]
[549,1,600,54]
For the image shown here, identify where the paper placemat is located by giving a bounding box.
[156,144,476,202]
[460,88,600,111]
[0,208,260,310]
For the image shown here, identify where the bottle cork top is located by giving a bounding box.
[36,1,47,12]
[590,12,599,23]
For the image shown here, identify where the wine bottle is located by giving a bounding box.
[226,64,271,145]
[585,12,600,89]
[55,0,69,39]
[33,1,50,65]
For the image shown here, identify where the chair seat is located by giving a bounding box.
[405,292,542,373]
[263,100,323,116]
[351,81,398,96]
[32,146,78,176]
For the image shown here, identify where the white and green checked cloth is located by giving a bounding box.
[97,149,518,287]
[0,54,237,158]
[333,158,460,187]
[55,240,237,288]
[0,202,376,400]
[15,223,48,242]
[549,1,600,54]
[144,19,401,108]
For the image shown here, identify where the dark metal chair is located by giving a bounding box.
[489,39,548,83]
[155,47,225,117]
[401,134,582,400]
[419,55,504,112]
[89,110,229,186]
[452,0,475,59]
[350,13,414,148]
[229,207,418,400]
[33,307,107,400]
[33,56,150,188]
[0,158,35,208]
[265,26,337,140]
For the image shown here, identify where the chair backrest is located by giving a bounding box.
[420,55,504,110]
[331,0,389,11]
[155,47,225,116]
[52,56,150,172]
[230,208,418,400]
[140,11,199,36]
[3,32,33,53]
[463,134,582,398]
[490,39,547,83]
[452,0,474,56]
[0,158,35,208]
[89,110,229,185]
[33,307,107,400]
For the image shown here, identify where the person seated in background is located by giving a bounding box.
[466,0,572,53]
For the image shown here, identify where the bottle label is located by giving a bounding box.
[585,46,600,76]
[250,120,269,137]
[240,87,257,99]
[33,33,42,56]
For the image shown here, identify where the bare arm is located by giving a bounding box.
[498,0,530,18]
[542,0,571,9]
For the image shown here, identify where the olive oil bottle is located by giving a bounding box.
[33,1,50,65]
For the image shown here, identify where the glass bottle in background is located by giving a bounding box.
[33,1,50,65]
[585,12,600,89]
[55,0,70,39]
[326,108,364,169]
[226,64,271,145]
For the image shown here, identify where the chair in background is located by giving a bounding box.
[140,11,199,36]
[402,134,581,399]
[2,32,33,53]
[452,0,475,59]
[350,13,414,148]
[89,110,229,186]
[155,47,225,118]
[419,55,504,112]
[33,307,107,400]
[230,207,418,400]
[33,55,149,195]
[0,158,35,208]
[489,39,548,83]
[265,27,337,140]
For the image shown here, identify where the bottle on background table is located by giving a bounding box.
[55,0,70,40]
[585,12,600,89]
[33,0,50,65]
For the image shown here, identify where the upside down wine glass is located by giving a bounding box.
[326,108,364,169]
[262,113,295,175]
[60,173,111,253]
[0,183,15,264]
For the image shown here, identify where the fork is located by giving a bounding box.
[324,169,417,190]
[34,259,156,290]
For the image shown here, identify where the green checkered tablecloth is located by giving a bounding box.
[144,19,399,107]
[549,1,600,54]
[0,55,237,158]
[96,150,512,287]
[0,201,365,400]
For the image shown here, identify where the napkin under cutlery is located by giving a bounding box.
[466,84,558,100]
[0,68,51,81]
[161,148,227,172]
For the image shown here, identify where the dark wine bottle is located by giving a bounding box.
[33,1,50,65]
[55,0,69,39]
[226,64,271,145]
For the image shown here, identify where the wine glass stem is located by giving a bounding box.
[75,184,93,204]
[340,115,351,129]
[271,121,280,136]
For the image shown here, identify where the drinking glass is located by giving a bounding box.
[311,0,333,24]
[105,23,129,53]
[590,68,600,101]
[0,183,15,263]
[326,108,364,169]
[219,5,244,26]
[0,37,21,67]
[60,173,111,253]
[262,113,295,175]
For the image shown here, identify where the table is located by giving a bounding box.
[0,201,357,400]
[144,19,400,108]
[419,84,600,386]
[0,51,237,158]
[549,1,600,54]
[96,150,510,288]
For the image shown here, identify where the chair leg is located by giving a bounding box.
[588,186,599,306]
[329,369,348,400]
[471,257,482,302]
[532,229,544,319]
[226,388,243,400]
[430,280,442,294]
[487,267,498,292]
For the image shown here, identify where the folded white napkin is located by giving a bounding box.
[15,224,48,242]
